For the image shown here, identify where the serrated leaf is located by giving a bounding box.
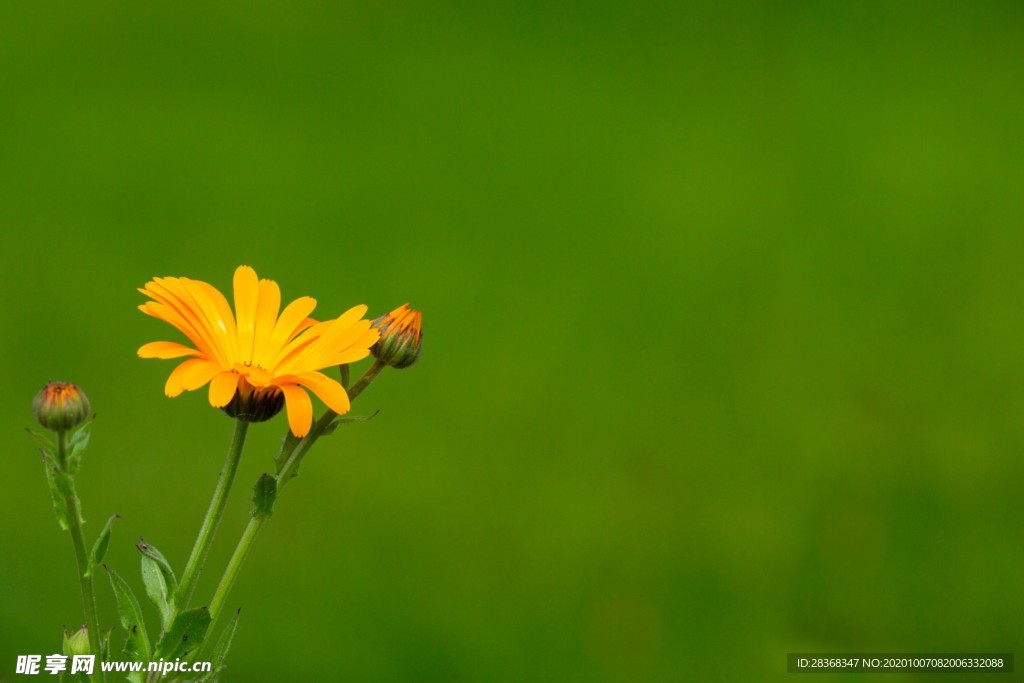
[251,474,277,520]
[320,410,380,437]
[105,565,151,661]
[196,609,240,682]
[138,540,177,626]
[86,514,119,577]
[155,607,211,660]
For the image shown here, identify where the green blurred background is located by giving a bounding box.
[2,2,1023,681]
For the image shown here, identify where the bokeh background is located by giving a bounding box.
[1,2,1023,681]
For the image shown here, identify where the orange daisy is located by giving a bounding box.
[137,266,380,436]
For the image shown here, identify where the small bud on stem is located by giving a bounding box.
[371,304,423,369]
[33,382,91,433]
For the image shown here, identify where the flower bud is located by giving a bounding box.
[33,382,91,433]
[63,625,91,656]
[371,304,422,369]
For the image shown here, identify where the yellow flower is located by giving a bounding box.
[137,266,380,437]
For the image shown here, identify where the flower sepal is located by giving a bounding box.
[221,384,285,424]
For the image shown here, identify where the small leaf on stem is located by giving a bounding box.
[198,609,241,682]
[251,474,277,520]
[137,539,177,626]
[105,565,152,661]
[154,607,211,660]
[86,515,120,577]
[320,410,380,437]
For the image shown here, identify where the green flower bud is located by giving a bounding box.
[64,625,91,656]
[371,304,422,370]
[33,382,91,433]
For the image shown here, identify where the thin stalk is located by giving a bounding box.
[170,419,250,623]
[205,360,386,636]
[56,431,105,683]
[207,516,262,621]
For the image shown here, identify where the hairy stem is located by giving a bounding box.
[57,431,105,683]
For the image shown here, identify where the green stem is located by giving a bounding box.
[347,359,386,403]
[56,431,105,683]
[276,359,385,493]
[171,419,250,623]
[207,515,262,621]
[205,360,387,635]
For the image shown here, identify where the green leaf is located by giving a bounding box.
[52,468,74,498]
[155,607,211,660]
[141,556,170,626]
[42,460,69,531]
[69,416,94,439]
[197,609,241,682]
[26,427,54,455]
[105,565,152,661]
[320,410,380,437]
[66,425,91,476]
[85,514,119,577]
[102,627,114,660]
[137,539,177,626]
[49,465,86,527]
[251,474,277,520]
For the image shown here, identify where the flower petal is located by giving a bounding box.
[186,278,240,363]
[208,371,240,408]
[293,372,351,415]
[279,383,313,437]
[149,278,231,367]
[164,359,222,397]
[139,290,221,364]
[233,266,260,364]
[264,296,317,363]
[138,341,202,359]
[320,327,381,366]
[268,319,332,372]
[250,278,282,369]
[276,308,372,375]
